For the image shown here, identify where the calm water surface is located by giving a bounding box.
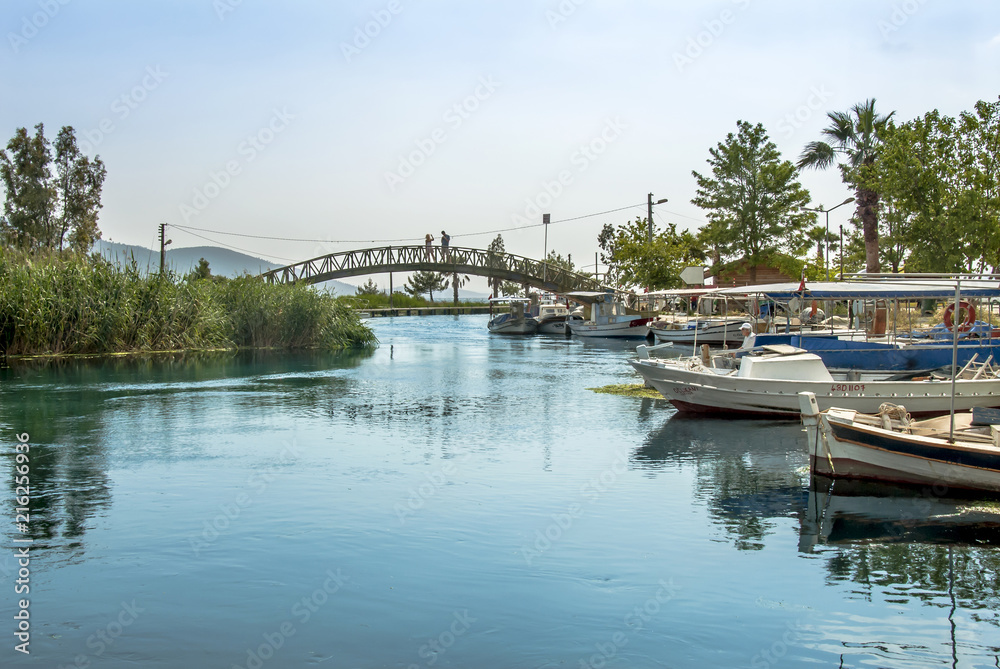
[2,314,999,668]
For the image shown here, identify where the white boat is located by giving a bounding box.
[629,345,1000,417]
[534,302,572,335]
[565,291,652,339]
[487,298,538,335]
[798,391,1000,493]
[648,318,748,346]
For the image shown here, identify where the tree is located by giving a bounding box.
[441,272,471,306]
[860,99,1000,273]
[692,120,814,282]
[798,99,895,273]
[0,124,105,252]
[404,270,447,302]
[599,218,705,290]
[485,234,506,297]
[185,257,213,282]
[0,123,55,249]
[53,126,106,252]
[355,278,382,295]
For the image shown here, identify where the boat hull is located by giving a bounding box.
[649,320,745,346]
[568,318,651,339]
[629,358,1000,417]
[804,410,1000,493]
[488,317,538,335]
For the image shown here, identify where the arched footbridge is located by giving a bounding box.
[260,245,616,295]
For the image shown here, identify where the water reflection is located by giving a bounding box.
[0,349,374,560]
[636,414,808,550]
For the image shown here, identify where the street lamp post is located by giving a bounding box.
[647,193,668,244]
[804,197,855,280]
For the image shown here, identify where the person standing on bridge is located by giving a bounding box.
[440,230,451,260]
[425,233,435,261]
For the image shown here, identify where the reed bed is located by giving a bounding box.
[0,250,377,356]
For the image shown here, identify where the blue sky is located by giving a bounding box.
[2,0,999,290]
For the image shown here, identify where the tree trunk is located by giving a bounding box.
[857,186,881,273]
[453,272,459,306]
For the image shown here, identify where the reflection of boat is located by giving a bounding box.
[648,318,747,346]
[565,291,652,339]
[799,391,1000,492]
[799,477,1000,552]
[487,298,538,335]
[630,345,1000,417]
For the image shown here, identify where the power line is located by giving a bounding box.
[169,226,301,262]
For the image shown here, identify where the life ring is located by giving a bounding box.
[943,300,976,332]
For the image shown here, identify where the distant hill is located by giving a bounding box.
[93,241,360,295]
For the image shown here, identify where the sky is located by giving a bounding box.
[2,0,999,292]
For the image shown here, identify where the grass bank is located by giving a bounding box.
[0,249,377,356]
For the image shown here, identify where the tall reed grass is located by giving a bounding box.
[0,249,377,356]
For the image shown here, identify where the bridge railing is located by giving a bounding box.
[260,245,615,295]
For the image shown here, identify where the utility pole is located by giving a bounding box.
[158,223,171,273]
[647,193,668,244]
[542,213,550,282]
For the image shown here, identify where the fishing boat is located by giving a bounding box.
[629,344,1000,417]
[564,291,652,339]
[798,391,1000,493]
[648,318,748,346]
[534,301,573,335]
[714,278,1000,371]
[487,298,538,335]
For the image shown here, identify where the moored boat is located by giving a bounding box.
[798,391,1000,493]
[487,298,538,335]
[648,317,747,346]
[629,344,1000,417]
[565,291,652,339]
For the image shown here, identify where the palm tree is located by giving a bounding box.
[798,99,895,273]
[442,271,471,306]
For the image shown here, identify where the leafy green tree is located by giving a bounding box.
[0,123,55,249]
[404,270,447,302]
[186,257,212,282]
[861,99,1000,273]
[485,234,506,297]
[798,99,895,273]
[355,278,382,295]
[441,271,471,306]
[0,124,105,252]
[692,120,814,282]
[53,126,106,252]
[598,217,705,290]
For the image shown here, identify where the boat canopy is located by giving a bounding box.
[713,280,1000,301]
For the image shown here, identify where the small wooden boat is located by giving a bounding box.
[565,291,651,339]
[648,318,747,346]
[798,391,1000,493]
[487,298,538,335]
[535,301,572,335]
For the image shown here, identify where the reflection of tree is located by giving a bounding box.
[827,543,1000,625]
[2,349,375,557]
[635,415,809,550]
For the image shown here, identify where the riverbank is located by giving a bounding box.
[0,249,377,356]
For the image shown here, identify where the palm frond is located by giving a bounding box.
[797,141,836,170]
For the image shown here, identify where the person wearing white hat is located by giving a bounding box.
[737,322,756,351]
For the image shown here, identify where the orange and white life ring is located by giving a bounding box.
[943,300,976,332]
